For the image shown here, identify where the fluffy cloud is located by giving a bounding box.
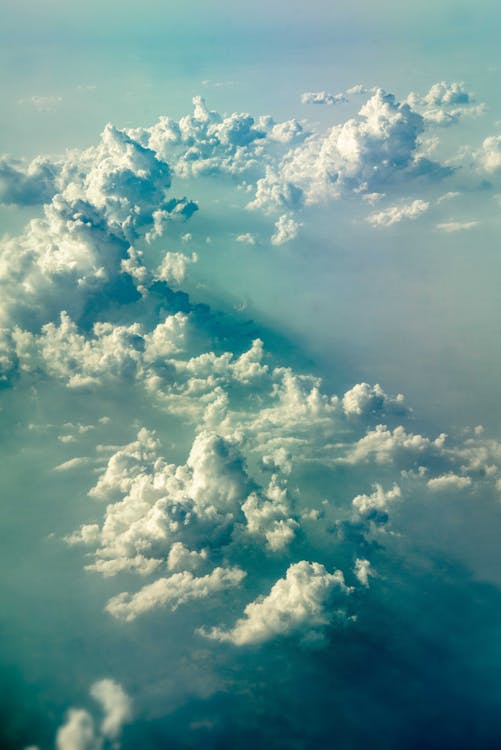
[89,679,132,740]
[0,155,61,206]
[0,121,198,329]
[354,558,374,587]
[242,477,298,551]
[134,96,268,178]
[367,199,429,227]
[203,561,350,645]
[69,427,272,583]
[427,473,472,492]
[106,567,246,622]
[250,89,442,213]
[56,709,97,750]
[344,424,447,465]
[235,233,256,245]
[42,680,132,750]
[477,135,501,172]
[352,483,401,523]
[301,91,348,105]
[6,76,501,750]
[407,81,481,126]
[342,382,406,416]
[271,213,301,245]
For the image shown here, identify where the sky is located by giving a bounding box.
[1,1,501,748]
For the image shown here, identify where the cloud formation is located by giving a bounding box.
[203,561,350,645]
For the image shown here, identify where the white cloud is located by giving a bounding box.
[436,221,479,232]
[53,457,91,472]
[41,680,132,750]
[427,474,472,492]
[301,91,348,105]
[354,558,374,587]
[202,561,350,645]
[367,199,430,227]
[407,81,481,127]
[242,477,298,551]
[479,135,501,172]
[89,679,132,739]
[344,424,447,465]
[156,251,198,287]
[251,89,436,213]
[106,567,246,622]
[0,155,61,206]
[236,233,256,245]
[56,709,98,750]
[342,383,405,416]
[352,483,401,521]
[271,213,301,245]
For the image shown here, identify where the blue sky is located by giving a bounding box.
[1,2,501,749]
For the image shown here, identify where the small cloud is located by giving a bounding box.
[346,84,376,96]
[301,91,348,105]
[18,95,63,112]
[53,457,90,472]
[367,199,429,227]
[271,213,301,245]
[437,191,461,203]
[235,233,256,245]
[436,221,479,232]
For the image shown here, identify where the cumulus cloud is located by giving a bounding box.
[271,213,301,245]
[35,679,132,750]
[367,199,430,227]
[354,558,374,587]
[235,233,256,245]
[344,424,447,465]
[0,155,60,206]
[0,119,198,329]
[56,709,97,750]
[202,561,350,645]
[156,250,198,287]
[427,473,472,491]
[250,88,445,214]
[342,383,406,416]
[6,74,501,750]
[301,91,348,105]
[242,477,298,550]
[478,135,501,172]
[106,567,246,622]
[89,679,132,739]
[407,81,482,127]
[352,483,401,523]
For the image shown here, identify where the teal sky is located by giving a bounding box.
[1,2,501,749]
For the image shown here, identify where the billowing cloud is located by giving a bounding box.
[0,155,61,206]
[202,561,350,645]
[407,81,482,126]
[342,383,406,416]
[4,78,501,750]
[250,89,446,214]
